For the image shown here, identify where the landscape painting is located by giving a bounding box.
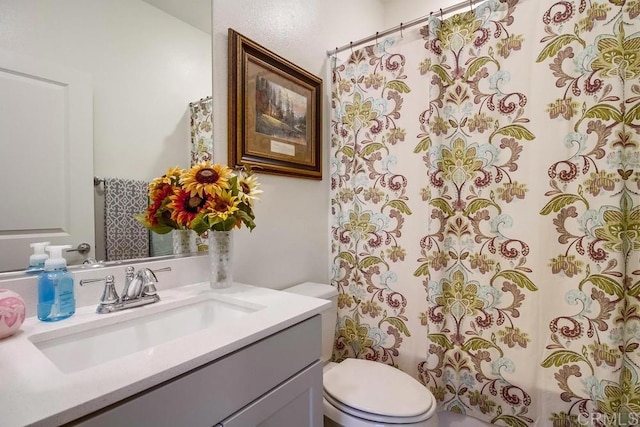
[254,76,308,145]
[228,29,322,179]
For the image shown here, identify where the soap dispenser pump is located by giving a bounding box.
[27,241,50,273]
[37,245,75,322]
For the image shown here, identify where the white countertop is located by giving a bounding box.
[0,282,329,427]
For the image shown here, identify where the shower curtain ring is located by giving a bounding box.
[469,0,474,12]
[440,8,443,19]
[375,31,379,45]
[400,23,403,38]
[350,41,353,53]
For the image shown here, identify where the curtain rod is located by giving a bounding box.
[327,0,481,57]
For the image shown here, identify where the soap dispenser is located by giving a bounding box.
[37,245,75,322]
[26,241,50,274]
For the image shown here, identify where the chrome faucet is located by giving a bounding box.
[80,266,171,314]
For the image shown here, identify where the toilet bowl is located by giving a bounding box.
[284,282,438,427]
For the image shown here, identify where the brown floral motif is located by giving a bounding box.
[498,326,530,348]
[364,73,385,90]
[496,182,527,203]
[469,253,495,274]
[588,342,621,367]
[627,0,640,18]
[584,170,618,196]
[468,390,497,414]
[577,3,610,32]
[361,300,382,318]
[362,187,384,204]
[386,246,406,262]
[337,188,355,203]
[548,412,580,427]
[496,34,524,58]
[430,116,450,136]
[547,98,580,120]
[387,128,406,145]
[338,293,354,309]
[549,254,584,277]
[467,112,492,133]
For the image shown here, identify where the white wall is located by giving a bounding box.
[212,0,385,288]
[0,0,211,181]
[383,0,469,27]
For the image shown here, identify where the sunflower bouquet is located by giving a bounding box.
[135,162,261,235]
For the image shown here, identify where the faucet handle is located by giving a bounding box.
[139,267,172,296]
[80,275,119,307]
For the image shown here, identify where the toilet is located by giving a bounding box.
[284,282,438,427]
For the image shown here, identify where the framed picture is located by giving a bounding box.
[228,29,323,179]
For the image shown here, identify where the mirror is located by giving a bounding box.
[0,0,212,273]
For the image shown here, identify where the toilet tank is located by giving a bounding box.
[283,282,338,363]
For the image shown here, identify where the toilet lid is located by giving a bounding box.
[323,359,435,421]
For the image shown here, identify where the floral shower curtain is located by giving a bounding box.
[330,0,640,424]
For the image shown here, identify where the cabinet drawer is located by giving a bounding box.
[76,315,321,427]
[219,361,323,427]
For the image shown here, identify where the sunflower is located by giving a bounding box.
[167,188,208,228]
[237,172,263,206]
[181,162,232,198]
[149,166,183,194]
[137,161,261,233]
[145,183,174,226]
[205,192,240,223]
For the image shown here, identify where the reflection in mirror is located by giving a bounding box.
[0,0,212,273]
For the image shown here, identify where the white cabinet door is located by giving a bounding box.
[219,361,323,427]
[0,48,94,271]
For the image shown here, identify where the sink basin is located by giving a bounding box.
[29,294,260,373]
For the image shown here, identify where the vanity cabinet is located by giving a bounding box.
[74,315,323,427]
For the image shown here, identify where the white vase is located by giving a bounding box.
[0,289,26,340]
[208,230,233,289]
[172,229,195,255]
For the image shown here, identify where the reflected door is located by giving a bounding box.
[0,49,94,272]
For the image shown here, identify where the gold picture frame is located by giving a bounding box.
[228,29,323,179]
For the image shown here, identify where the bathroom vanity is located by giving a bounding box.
[0,272,329,427]
[77,316,323,426]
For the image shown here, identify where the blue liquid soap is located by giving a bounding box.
[37,245,75,322]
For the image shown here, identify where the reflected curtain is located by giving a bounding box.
[189,96,213,251]
[330,0,640,424]
[190,96,213,165]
